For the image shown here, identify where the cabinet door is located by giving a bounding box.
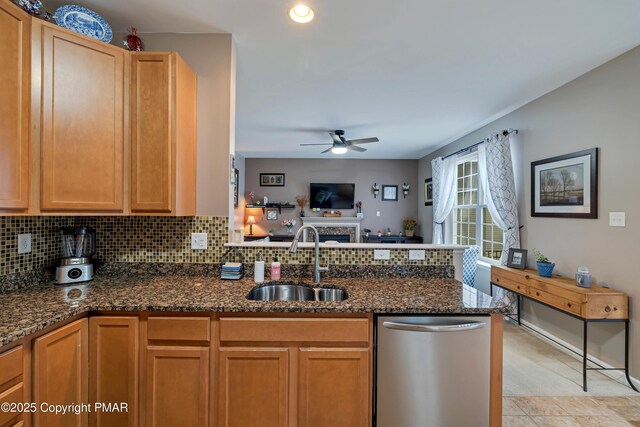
[298,348,369,427]
[90,316,139,427]
[217,348,288,427]
[40,25,125,212]
[0,0,30,210]
[131,54,172,213]
[33,319,89,427]
[145,346,209,427]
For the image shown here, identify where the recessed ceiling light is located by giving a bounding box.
[331,146,348,154]
[289,5,314,23]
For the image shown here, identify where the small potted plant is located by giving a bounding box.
[532,248,555,277]
[403,218,417,237]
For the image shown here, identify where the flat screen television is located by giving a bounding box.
[310,183,355,209]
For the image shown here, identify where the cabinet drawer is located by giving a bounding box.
[0,383,23,426]
[219,318,370,344]
[529,288,581,316]
[492,274,528,295]
[527,279,583,304]
[0,346,22,391]
[147,317,210,343]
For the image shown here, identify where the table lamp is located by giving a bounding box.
[247,215,256,235]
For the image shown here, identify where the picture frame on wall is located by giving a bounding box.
[381,185,398,201]
[260,173,285,187]
[266,209,278,221]
[424,178,433,206]
[531,148,598,218]
[506,248,528,269]
[233,168,239,207]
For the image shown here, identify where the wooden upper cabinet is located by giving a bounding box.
[39,23,126,212]
[131,53,196,215]
[0,0,30,211]
[33,319,89,427]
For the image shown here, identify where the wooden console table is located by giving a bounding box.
[490,265,637,392]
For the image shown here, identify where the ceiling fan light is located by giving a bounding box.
[331,146,348,154]
[289,5,314,23]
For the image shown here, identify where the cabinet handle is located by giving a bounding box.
[536,292,540,296]
[496,278,500,282]
[605,306,612,313]
[567,303,572,308]
[525,275,530,280]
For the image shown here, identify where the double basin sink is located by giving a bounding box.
[246,283,347,302]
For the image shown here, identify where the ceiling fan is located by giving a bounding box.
[300,130,379,154]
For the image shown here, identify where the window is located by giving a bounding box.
[452,155,504,260]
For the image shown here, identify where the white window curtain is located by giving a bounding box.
[477,133,520,264]
[430,156,457,244]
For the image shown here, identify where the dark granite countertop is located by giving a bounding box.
[0,273,507,348]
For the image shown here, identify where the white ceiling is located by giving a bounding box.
[47,0,640,159]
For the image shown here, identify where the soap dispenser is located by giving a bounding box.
[254,252,265,283]
[271,257,281,280]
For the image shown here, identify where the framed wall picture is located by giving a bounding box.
[531,148,598,218]
[382,185,398,201]
[260,173,285,187]
[506,248,528,269]
[424,178,433,206]
[266,209,278,221]
[233,168,239,207]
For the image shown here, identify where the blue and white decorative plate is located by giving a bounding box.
[54,5,113,43]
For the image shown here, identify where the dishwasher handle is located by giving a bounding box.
[382,320,486,333]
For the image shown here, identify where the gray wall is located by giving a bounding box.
[419,46,640,380]
[244,158,419,236]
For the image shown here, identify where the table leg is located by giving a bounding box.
[583,321,588,392]
[624,320,639,392]
[517,295,521,326]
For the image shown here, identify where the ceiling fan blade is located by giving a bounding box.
[347,144,367,152]
[300,143,333,146]
[347,137,379,144]
[321,147,334,153]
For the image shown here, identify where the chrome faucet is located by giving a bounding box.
[290,224,329,283]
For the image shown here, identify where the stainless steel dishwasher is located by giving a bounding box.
[376,315,491,427]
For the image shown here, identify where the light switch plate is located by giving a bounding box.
[18,233,32,254]
[409,249,425,260]
[191,233,208,250]
[374,249,390,260]
[609,212,625,227]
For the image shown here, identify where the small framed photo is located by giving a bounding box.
[507,248,528,269]
[260,173,285,187]
[266,209,278,221]
[424,178,433,206]
[531,148,598,218]
[381,185,398,201]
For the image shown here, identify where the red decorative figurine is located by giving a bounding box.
[124,27,144,51]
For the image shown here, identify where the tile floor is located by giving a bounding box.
[503,396,640,426]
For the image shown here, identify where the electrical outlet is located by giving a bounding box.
[409,249,425,260]
[609,212,625,227]
[376,211,381,217]
[18,233,32,254]
[374,249,390,260]
[191,233,208,250]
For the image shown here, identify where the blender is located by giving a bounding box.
[55,227,96,284]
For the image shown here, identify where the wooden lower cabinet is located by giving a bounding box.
[217,348,289,427]
[33,318,89,427]
[89,316,139,427]
[145,346,209,427]
[298,348,370,427]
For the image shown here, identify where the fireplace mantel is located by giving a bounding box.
[301,217,364,243]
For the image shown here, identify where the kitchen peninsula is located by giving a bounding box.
[0,266,507,427]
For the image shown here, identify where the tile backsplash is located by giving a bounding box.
[0,216,452,277]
